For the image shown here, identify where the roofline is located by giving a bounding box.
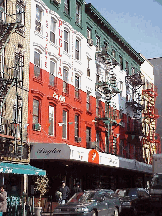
[85,3,145,64]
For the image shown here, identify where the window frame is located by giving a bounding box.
[49,60,56,87]
[96,35,100,51]
[64,29,69,53]
[16,2,25,26]
[119,55,123,70]
[75,114,79,138]
[86,91,91,111]
[33,99,40,124]
[49,105,55,136]
[50,17,56,44]
[86,127,91,144]
[76,2,81,25]
[87,27,91,39]
[35,4,43,33]
[62,109,68,139]
[75,38,80,60]
[75,74,80,99]
[64,0,70,15]
[34,50,41,78]
[63,67,69,94]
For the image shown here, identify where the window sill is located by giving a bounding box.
[74,97,82,103]
[48,84,58,91]
[33,77,43,85]
[86,110,92,116]
[63,12,72,20]
[49,41,58,49]
[34,30,43,39]
[75,22,83,29]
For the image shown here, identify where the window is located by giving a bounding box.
[102,41,108,53]
[33,99,39,124]
[112,49,116,58]
[63,67,68,93]
[75,75,79,98]
[75,39,80,60]
[64,0,69,15]
[86,127,91,144]
[131,67,135,74]
[62,110,68,139]
[87,27,91,39]
[16,3,25,26]
[75,114,79,137]
[87,57,90,77]
[96,131,100,150]
[34,51,41,78]
[96,35,100,51]
[76,2,81,25]
[50,18,56,44]
[119,81,123,97]
[35,5,42,33]
[49,105,54,136]
[119,56,123,70]
[0,50,4,78]
[86,91,90,111]
[0,1,4,21]
[64,29,69,53]
[49,61,55,86]
[96,98,99,117]
[126,61,129,75]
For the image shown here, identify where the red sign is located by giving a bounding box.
[88,149,99,164]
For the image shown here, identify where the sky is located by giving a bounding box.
[86,0,162,59]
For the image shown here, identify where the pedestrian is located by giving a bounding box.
[59,181,70,204]
[72,182,82,195]
[0,185,7,216]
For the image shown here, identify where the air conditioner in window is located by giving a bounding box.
[75,136,82,143]
[0,125,4,133]
[51,0,61,4]
[33,123,41,131]
[87,38,93,46]
[86,141,96,149]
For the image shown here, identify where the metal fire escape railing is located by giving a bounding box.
[0,0,28,162]
[142,84,159,163]
[95,46,121,154]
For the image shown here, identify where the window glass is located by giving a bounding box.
[62,110,67,139]
[63,67,68,93]
[64,0,69,15]
[35,5,42,32]
[50,18,56,43]
[49,61,55,86]
[76,2,81,25]
[75,39,79,60]
[86,91,90,111]
[86,127,91,143]
[119,56,123,70]
[75,114,79,137]
[64,30,69,52]
[75,75,79,98]
[49,105,54,136]
[96,35,100,51]
[33,99,39,124]
[34,51,40,77]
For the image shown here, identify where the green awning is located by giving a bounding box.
[0,162,46,176]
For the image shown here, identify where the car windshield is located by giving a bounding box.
[125,189,138,197]
[68,191,113,203]
[151,174,162,189]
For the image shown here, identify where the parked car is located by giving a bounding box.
[53,189,121,216]
[116,188,151,215]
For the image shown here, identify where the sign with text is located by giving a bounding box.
[30,143,70,160]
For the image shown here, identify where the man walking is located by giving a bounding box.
[59,181,70,204]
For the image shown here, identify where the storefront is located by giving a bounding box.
[0,162,46,216]
[30,143,152,200]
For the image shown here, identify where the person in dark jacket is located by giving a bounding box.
[0,185,7,216]
[72,182,82,195]
[59,181,70,204]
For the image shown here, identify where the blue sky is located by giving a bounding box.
[86,0,162,59]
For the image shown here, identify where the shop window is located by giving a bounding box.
[49,105,55,136]
[86,91,91,111]
[119,56,123,70]
[35,4,43,33]
[63,67,68,93]
[50,17,56,44]
[62,110,68,139]
[75,74,80,99]
[34,51,41,78]
[76,2,81,25]
[75,39,80,60]
[64,0,70,15]
[49,61,55,86]
[33,99,40,124]
[75,114,79,138]
[64,29,69,53]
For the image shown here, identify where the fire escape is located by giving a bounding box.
[142,84,159,163]
[95,45,121,154]
[0,0,28,162]
[125,70,145,161]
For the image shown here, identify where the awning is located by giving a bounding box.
[0,162,46,176]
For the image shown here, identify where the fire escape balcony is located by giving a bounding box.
[125,71,145,88]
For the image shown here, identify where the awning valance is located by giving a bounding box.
[0,162,46,176]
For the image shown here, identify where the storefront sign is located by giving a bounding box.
[30,143,70,159]
[70,145,89,162]
[88,149,99,164]
[99,153,119,167]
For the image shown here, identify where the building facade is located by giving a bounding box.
[28,0,153,201]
